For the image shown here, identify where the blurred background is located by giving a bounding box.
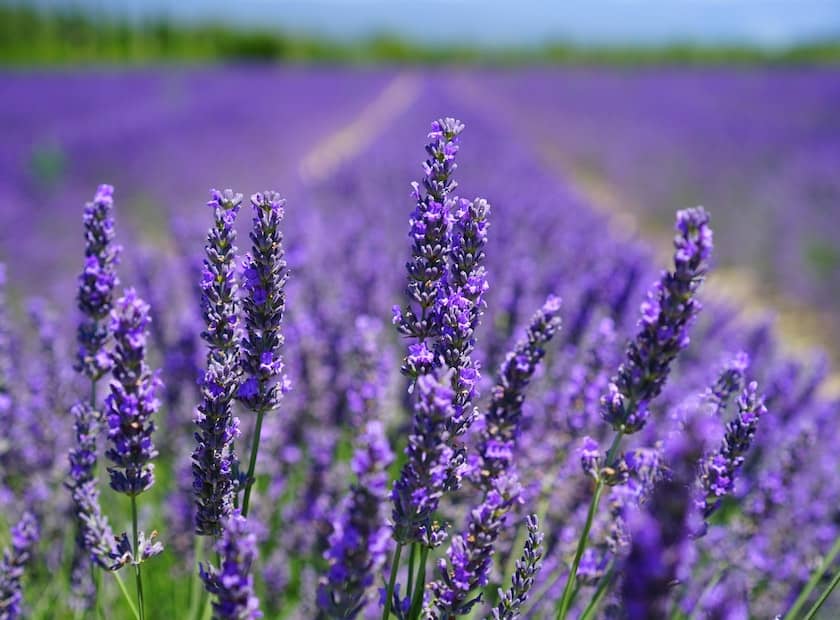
[2,0,839,372]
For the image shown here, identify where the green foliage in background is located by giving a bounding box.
[2,3,840,66]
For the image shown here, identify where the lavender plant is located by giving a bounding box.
[490,515,544,620]
[193,189,243,538]
[237,191,290,517]
[105,289,164,620]
[557,206,714,619]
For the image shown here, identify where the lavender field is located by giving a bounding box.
[1,67,839,620]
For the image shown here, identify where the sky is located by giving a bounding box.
[35,0,840,47]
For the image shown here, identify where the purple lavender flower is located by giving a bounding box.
[76,184,121,381]
[67,402,123,570]
[317,421,394,618]
[697,381,767,519]
[438,196,490,407]
[236,191,290,516]
[0,512,39,620]
[238,191,290,413]
[200,511,262,620]
[478,295,562,484]
[391,371,457,547]
[602,207,713,434]
[491,515,544,620]
[393,118,464,364]
[104,289,162,497]
[427,473,521,618]
[193,189,243,537]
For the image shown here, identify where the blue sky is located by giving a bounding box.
[37,0,840,47]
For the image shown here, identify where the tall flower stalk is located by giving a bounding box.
[491,515,544,620]
[425,296,562,616]
[556,207,713,619]
[68,184,122,613]
[385,118,469,620]
[193,189,243,538]
[237,191,289,517]
[105,289,164,620]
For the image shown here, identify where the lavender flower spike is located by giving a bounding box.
[697,381,767,519]
[193,189,243,537]
[67,402,123,570]
[439,196,491,408]
[602,207,713,434]
[105,289,162,497]
[478,295,562,485]
[426,473,521,618]
[491,515,545,620]
[391,371,457,547]
[393,118,464,371]
[238,191,290,413]
[76,184,121,381]
[317,421,394,619]
[0,512,39,620]
[200,511,262,620]
[237,191,290,516]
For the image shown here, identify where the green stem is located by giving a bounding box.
[187,538,204,620]
[113,571,141,620]
[556,431,624,620]
[94,566,104,620]
[803,566,840,620]
[407,543,417,604]
[408,546,429,619]
[241,408,267,517]
[382,543,403,620]
[131,496,146,620]
[783,534,840,620]
[579,564,615,620]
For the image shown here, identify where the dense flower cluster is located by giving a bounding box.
[193,189,243,537]
[601,207,713,433]
[393,118,464,353]
[200,511,262,620]
[478,295,562,484]
[76,184,121,381]
[105,289,162,497]
[238,191,290,413]
[697,381,767,519]
[391,371,457,547]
